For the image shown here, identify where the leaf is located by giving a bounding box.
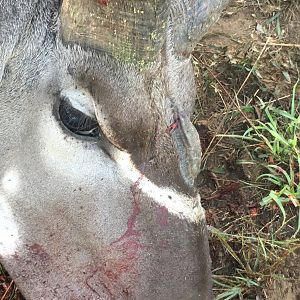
[215,287,242,300]
[264,108,277,129]
[267,126,289,147]
[291,78,299,117]
[282,71,291,84]
[257,173,282,185]
[211,228,246,269]
[267,165,291,185]
[276,109,298,122]
[294,207,300,237]
[262,191,286,223]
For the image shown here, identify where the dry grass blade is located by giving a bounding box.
[236,37,271,99]
[0,281,14,300]
[259,42,300,48]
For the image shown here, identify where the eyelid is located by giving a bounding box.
[60,88,96,118]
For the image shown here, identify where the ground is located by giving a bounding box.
[193,0,300,299]
[1,0,300,299]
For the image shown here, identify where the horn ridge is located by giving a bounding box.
[61,0,170,64]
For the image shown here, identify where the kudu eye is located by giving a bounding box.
[58,97,100,138]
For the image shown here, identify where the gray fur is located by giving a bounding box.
[0,1,227,299]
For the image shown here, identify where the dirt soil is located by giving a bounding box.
[193,0,300,299]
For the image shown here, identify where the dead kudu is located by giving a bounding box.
[0,0,228,299]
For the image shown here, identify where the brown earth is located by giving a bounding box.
[193,0,300,299]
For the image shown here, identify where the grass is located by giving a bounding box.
[211,218,300,299]
[192,0,300,298]
[211,72,300,300]
[0,265,22,300]
[221,80,300,232]
[254,85,300,232]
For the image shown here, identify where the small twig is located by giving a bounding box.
[203,182,240,201]
[1,280,13,300]
[256,94,291,106]
[259,42,300,48]
[236,37,271,98]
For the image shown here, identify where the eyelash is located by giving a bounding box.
[58,97,99,138]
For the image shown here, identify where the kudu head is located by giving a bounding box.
[0,0,227,299]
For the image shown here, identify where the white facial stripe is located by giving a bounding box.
[60,88,95,118]
[114,151,203,222]
[1,169,20,195]
[0,194,20,256]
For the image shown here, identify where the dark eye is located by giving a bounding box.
[58,98,99,138]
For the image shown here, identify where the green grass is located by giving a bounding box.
[219,80,300,232]
[192,0,300,298]
[213,81,300,298]
[211,216,300,299]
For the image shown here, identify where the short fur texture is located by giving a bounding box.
[0,1,227,299]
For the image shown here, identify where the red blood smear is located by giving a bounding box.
[111,178,143,246]
[98,0,108,6]
[156,206,169,228]
[86,176,148,298]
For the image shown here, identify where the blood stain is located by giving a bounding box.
[156,205,169,228]
[98,0,109,6]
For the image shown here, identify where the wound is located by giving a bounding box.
[98,0,108,6]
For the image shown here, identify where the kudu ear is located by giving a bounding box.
[170,0,229,57]
[60,0,169,64]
